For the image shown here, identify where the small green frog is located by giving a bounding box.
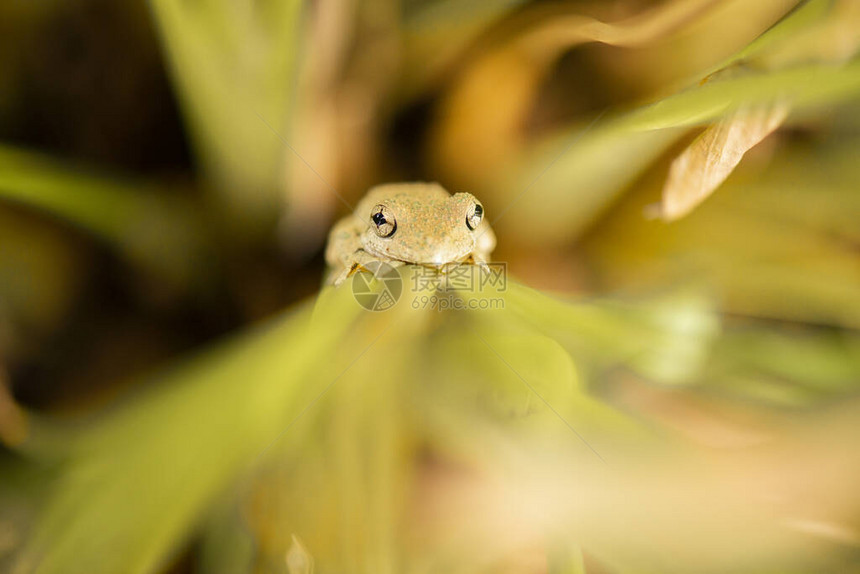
[325,182,496,286]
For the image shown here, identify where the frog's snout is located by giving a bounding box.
[441,246,467,265]
[426,243,475,268]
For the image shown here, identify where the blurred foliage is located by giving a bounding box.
[149,0,304,232]
[0,145,210,293]
[0,0,858,573]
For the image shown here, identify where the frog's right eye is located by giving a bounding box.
[371,204,396,237]
[466,202,484,230]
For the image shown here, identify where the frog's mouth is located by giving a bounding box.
[415,253,479,270]
[403,250,479,269]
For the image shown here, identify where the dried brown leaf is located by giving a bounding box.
[661,102,789,221]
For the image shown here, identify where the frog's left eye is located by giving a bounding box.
[371,204,396,237]
[466,203,484,230]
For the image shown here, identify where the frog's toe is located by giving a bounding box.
[328,267,351,287]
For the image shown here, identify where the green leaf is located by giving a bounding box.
[17,286,364,574]
[16,270,707,573]
[702,0,833,74]
[149,0,305,227]
[0,145,209,291]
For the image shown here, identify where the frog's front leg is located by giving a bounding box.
[329,250,405,287]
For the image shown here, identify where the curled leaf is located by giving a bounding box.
[660,101,790,221]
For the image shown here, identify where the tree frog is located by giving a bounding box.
[325,182,496,286]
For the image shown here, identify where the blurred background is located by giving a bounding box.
[0,0,859,573]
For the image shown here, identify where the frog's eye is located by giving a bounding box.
[466,202,484,230]
[371,204,396,237]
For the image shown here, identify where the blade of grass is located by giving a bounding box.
[16,284,372,574]
[149,0,305,229]
[0,144,209,291]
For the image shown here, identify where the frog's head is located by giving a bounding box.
[357,183,488,266]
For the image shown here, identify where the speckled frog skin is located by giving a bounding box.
[325,182,496,286]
